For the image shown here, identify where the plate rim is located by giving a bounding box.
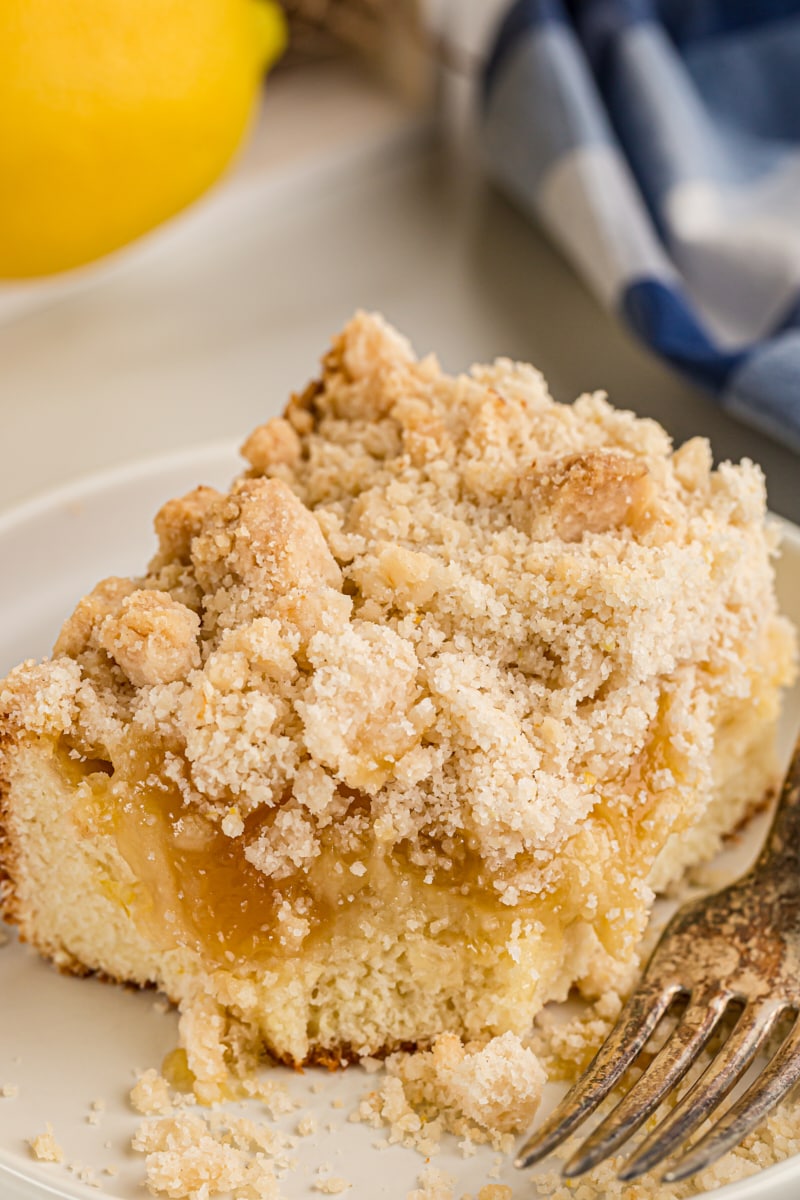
[0,439,242,541]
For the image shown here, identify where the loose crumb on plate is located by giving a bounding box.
[1,1083,19,1098]
[29,1123,64,1164]
[69,1162,100,1188]
[124,985,800,1200]
[530,990,623,1081]
[130,1068,175,1116]
[407,1165,456,1200]
[132,1110,294,1200]
[313,1178,351,1194]
[353,1031,544,1155]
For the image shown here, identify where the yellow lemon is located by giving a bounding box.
[0,0,286,277]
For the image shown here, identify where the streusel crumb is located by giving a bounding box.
[313,1178,351,1194]
[29,1123,64,1164]
[130,1069,175,1117]
[353,1032,543,1154]
[408,1165,455,1200]
[530,991,624,1080]
[296,1113,317,1137]
[132,1110,294,1200]
[434,1031,545,1134]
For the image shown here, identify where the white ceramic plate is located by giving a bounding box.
[1,446,799,1200]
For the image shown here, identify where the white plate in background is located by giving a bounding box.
[1,446,799,1200]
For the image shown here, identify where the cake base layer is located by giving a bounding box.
[0,723,779,1074]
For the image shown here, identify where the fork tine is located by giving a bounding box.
[563,988,731,1177]
[619,1001,785,1181]
[664,1012,800,1183]
[515,982,678,1170]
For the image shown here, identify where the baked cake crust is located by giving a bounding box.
[0,313,796,1082]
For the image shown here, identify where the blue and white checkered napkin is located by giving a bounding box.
[480,0,800,450]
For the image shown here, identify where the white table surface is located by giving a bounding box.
[0,58,797,523]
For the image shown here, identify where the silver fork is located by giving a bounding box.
[517,735,800,1184]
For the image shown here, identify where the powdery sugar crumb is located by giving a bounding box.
[29,1124,64,1164]
[131,1110,296,1200]
[353,1032,544,1155]
[408,1165,456,1200]
[313,1178,351,1194]
[130,1069,174,1116]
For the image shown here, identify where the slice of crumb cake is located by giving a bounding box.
[0,313,795,1089]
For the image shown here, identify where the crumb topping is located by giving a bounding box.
[313,1178,350,1194]
[29,1123,64,1164]
[408,1166,455,1200]
[132,1111,284,1200]
[1,312,795,920]
[131,1069,175,1117]
[353,1031,543,1154]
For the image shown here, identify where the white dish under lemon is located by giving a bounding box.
[0,444,799,1200]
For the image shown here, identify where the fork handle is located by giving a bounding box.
[757,735,800,870]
